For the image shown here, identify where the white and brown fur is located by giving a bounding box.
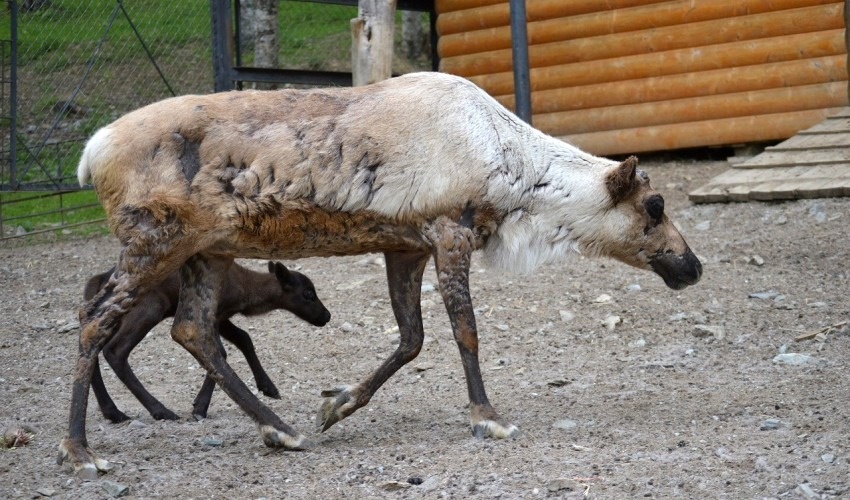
[61,72,701,477]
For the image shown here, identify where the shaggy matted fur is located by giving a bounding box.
[61,72,701,478]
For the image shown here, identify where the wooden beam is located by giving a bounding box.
[352,0,397,86]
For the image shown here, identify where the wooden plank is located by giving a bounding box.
[738,149,850,167]
[691,164,850,202]
[562,108,839,156]
[440,3,844,77]
[466,29,845,97]
[532,81,847,136]
[437,0,839,58]
[770,132,850,150]
[496,55,846,116]
[435,0,665,34]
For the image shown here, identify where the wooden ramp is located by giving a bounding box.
[688,107,850,203]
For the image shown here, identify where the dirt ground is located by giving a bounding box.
[0,158,848,499]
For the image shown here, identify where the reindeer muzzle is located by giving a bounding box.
[649,249,702,290]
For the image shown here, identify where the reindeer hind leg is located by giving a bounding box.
[318,251,430,433]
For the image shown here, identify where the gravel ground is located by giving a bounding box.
[0,158,848,499]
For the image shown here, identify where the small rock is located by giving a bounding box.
[774,215,788,225]
[339,322,354,332]
[31,323,50,332]
[127,420,147,430]
[101,480,129,498]
[760,418,781,431]
[821,453,835,464]
[413,363,434,372]
[547,478,574,493]
[694,220,711,231]
[57,321,80,333]
[35,487,56,497]
[668,312,688,322]
[629,338,646,348]
[420,282,435,293]
[602,315,621,330]
[624,284,641,293]
[558,310,575,322]
[748,291,780,300]
[795,483,820,499]
[748,255,765,266]
[808,302,828,308]
[693,324,725,340]
[379,480,411,491]
[592,294,613,304]
[39,301,50,309]
[808,202,827,223]
[407,477,424,485]
[202,438,224,447]
[15,226,27,236]
[547,378,569,387]
[495,324,509,332]
[773,353,817,366]
[552,419,577,430]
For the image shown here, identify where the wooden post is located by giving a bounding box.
[352,0,397,86]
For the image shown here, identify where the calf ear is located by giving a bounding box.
[269,261,291,281]
[605,156,639,205]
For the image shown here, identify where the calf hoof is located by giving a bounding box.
[317,385,360,432]
[151,408,180,421]
[256,380,281,399]
[258,425,314,450]
[57,438,112,479]
[471,420,520,440]
[102,409,131,424]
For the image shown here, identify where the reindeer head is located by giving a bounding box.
[601,156,702,290]
[268,261,332,326]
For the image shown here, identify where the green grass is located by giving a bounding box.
[0,190,107,238]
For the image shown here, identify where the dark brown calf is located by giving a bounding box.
[85,261,330,423]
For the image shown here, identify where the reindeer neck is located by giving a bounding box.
[218,265,283,318]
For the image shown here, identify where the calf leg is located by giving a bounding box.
[90,357,131,423]
[426,217,518,439]
[218,319,280,399]
[171,254,312,450]
[318,251,430,432]
[98,302,180,421]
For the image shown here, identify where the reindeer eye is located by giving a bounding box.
[645,195,664,220]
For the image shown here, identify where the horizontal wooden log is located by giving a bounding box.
[465,29,846,97]
[439,0,839,58]
[561,109,842,156]
[534,82,848,137]
[436,0,665,35]
[495,56,846,116]
[435,0,503,15]
[441,3,844,77]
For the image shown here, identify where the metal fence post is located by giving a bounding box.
[509,0,531,125]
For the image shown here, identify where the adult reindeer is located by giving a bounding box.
[61,72,701,477]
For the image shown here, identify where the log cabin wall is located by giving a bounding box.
[435,0,849,156]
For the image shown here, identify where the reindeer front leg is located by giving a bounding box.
[426,217,519,439]
[171,254,313,450]
[318,251,430,431]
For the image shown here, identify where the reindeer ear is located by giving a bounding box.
[605,156,639,205]
[269,261,291,280]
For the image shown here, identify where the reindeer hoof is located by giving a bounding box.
[57,438,112,479]
[257,382,281,400]
[103,410,131,424]
[258,425,314,450]
[471,420,520,440]
[317,385,359,432]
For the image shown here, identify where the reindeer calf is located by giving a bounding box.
[61,72,701,477]
[85,261,330,423]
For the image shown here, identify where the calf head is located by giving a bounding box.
[601,156,702,290]
[268,261,332,326]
